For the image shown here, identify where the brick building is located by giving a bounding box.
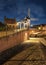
[4,16,17,30]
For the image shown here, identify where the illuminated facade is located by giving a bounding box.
[4,16,17,30]
[17,16,30,29]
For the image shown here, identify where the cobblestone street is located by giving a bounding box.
[3,43,46,65]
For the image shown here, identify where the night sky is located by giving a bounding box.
[0,0,46,25]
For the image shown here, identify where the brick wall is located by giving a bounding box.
[0,30,29,52]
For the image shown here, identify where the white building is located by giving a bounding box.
[17,16,30,29]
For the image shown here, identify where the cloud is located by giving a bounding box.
[0,0,46,24]
[30,4,45,18]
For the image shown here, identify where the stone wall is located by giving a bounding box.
[0,30,29,52]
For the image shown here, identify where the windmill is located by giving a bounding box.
[16,8,39,29]
[27,8,39,26]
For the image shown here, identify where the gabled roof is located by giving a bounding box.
[4,17,16,24]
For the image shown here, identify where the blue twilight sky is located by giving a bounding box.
[0,0,46,25]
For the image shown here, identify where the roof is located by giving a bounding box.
[20,16,30,23]
[4,17,16,24]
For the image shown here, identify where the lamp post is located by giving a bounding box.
[6,25,8,43]
[6,25,7,37]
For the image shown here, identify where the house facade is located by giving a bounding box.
[4,16,17,30]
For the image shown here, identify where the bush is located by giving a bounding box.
[0,27,3,31]
[0,26,6,31]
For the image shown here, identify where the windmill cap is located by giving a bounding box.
[26,16,30,19]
